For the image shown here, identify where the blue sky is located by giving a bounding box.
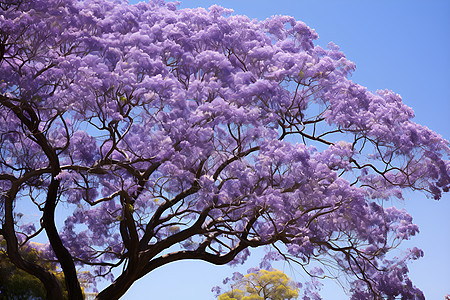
[119,0,450,299]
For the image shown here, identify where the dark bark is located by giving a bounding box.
[43,179,83,300]
[95,267,140,300]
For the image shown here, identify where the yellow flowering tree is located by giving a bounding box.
[218,269,299,300]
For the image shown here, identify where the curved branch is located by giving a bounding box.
[1,94,83,299]
[213,146,260,181]
[2,182,64,299]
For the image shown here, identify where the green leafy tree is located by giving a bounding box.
[0,239,79,300]
[218,269,299,300]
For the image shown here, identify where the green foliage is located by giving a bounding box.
[218,269,299,300]
[0,240,72,300]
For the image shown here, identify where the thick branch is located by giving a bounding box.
[2,183,64,299]
[138,243,248,279]
[1,94,83,299]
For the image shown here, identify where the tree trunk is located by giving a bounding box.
[96,270,138,300]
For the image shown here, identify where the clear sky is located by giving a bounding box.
[118,0,450,299]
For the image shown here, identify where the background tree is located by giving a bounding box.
[0,0,448,299]
[217,269,299,300]
[0,239,73,299]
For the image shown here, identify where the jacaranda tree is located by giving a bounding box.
[0,0,448,299]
